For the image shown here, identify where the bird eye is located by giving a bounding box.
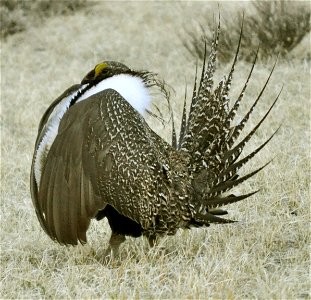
[94,62,108,78]
[81,62,109,84]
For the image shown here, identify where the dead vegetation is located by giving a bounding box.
[183,1,310,62]
[0,0,89,38]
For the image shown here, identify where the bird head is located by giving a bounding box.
[81,61,131,85]
[75,61,170,118]
[80,61,161,90]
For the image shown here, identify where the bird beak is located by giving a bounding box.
[81,69,95,85]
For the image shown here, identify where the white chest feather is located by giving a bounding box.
[34,74,151,187]
[77,74,151,115]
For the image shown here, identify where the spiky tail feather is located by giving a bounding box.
[176,16,281,224]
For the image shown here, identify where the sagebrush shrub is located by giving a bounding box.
[183,1,310,62]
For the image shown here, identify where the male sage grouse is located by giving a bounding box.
[30,22,280,257]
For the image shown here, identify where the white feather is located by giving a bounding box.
[77,74,151,114]
[34,74,151,187]
[34,91,76,187]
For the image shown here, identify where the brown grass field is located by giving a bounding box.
[1,1,310,299]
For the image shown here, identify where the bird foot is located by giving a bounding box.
[99,233,126,265]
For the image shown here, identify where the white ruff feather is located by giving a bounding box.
[77,74,151,114]
[34,74,151,187]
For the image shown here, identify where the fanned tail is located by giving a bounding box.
[176,17,281,225]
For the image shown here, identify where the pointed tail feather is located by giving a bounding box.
[195,212,236,225]
[208,160,272,196]
[171,109,177,149]
[226,58,279,150]
[221,14,244,114]
[217,126,281,184]
[224,45,259,129]
[222,88,282,167]
[208,208,228,215]
[206,190,259,210]
[178,86,188,149]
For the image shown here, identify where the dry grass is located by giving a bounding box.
[183,1,310,62]
[1,2,310,299]
[0,0,89,38]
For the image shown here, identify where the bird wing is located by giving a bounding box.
[32,89,166,245]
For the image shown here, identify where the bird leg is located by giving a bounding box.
[146,232,162,249]
[104,232,126,261]
[146,234,169,256]
[147,234,158,248]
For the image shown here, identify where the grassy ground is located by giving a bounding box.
[1,1,310,299]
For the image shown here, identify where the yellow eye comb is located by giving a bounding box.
[94,62,108,78]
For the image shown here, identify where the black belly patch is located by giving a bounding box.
[95,205,143,238]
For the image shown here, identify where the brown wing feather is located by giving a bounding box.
[37,97,104,245]
[30,84,82,236]
[32,89,171,245]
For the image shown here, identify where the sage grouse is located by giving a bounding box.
[30,24,280,257]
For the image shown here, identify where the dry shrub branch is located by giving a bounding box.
[183,1,310,62]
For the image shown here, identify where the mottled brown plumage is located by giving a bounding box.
[30,22,280,257]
